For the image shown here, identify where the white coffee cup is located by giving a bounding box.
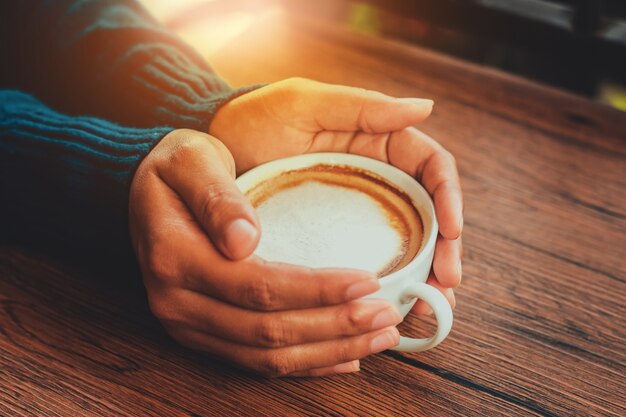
[236,153,453,352]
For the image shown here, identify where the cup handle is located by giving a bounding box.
[393,282,453,352]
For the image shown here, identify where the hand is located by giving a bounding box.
[129,129,402,377]
[211,78,463,313]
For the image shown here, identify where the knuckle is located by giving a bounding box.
[255,317,289,348]
[147,292,174,322]
[300,268,331,306]
[145,242,178,284]
[167,136,201,165]
[277,77,306,102]
[198,185,237,226]
[354,92,374,132]
[260,352,295,377]
[283,76,306,88]
[241,277,276,311]
[344,304,367,332]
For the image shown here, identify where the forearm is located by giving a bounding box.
[0,0,257,131]
[0,90,171,253]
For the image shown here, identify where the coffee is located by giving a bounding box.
[245,164,423,277]
[238,155,452,352]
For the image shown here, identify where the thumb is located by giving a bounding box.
[277,78,433,133]
[156,130,260,260]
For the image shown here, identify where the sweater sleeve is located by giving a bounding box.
[0,0,258,132]
[0,90,172,258]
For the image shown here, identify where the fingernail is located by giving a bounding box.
[333,360,360,374]
[371,306,402,330]
[370,328,399,353]
[346,277,380,300]
[397,97,434,110]
[425,306,434,316]
[458,216,464,233]
[457,261,463,285]
[224,218,258,260]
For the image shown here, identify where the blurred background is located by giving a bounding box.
[140,0,626,111]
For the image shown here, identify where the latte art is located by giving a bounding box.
[246,164,424,277]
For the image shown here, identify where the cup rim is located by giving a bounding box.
[235,153,439,284]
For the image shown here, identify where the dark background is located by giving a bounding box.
[280,0,626,111]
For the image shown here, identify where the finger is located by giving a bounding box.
[164,290,402,347]
[411,274,456,316]
[287,360,360,377]
[291,79,433,133]
[308,130,392,159]
[176,212,382,310]
[323,128,463,240]
[191,256,380,311]
[387,128,463,239]
[134,169,381,311]
[155,129,260,260]
[175,326,399,377]
[433,235,463,288]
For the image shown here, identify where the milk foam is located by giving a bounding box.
[254,180,405,274]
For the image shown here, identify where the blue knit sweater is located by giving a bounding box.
[0,1,255,258]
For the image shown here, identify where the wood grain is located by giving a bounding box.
[2,9,625,417]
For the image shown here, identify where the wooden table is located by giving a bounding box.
[2,9,625,417]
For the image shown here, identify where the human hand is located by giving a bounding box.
[211,78,463,314]
[129,128,402,377]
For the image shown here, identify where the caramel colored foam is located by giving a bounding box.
[245,164,424,277]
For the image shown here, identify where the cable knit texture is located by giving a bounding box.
[1,0,258,131]
[0,90,171,255]
[0,0,260,259]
